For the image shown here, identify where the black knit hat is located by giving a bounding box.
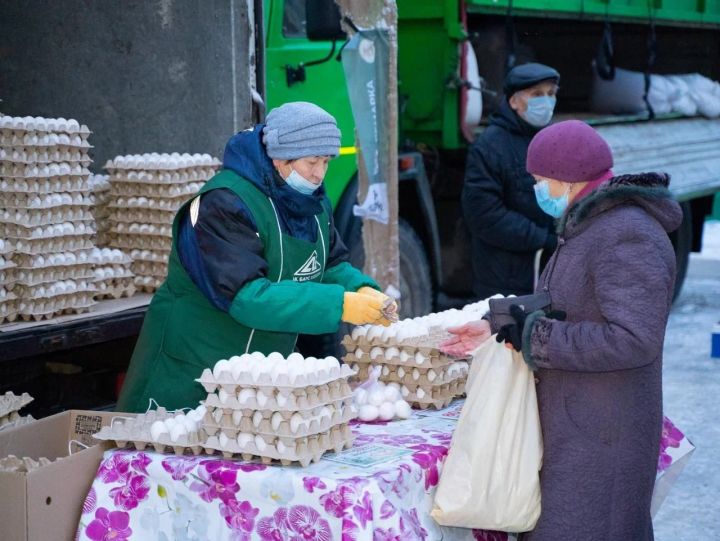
[504,63,560,96]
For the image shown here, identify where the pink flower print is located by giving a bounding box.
[286,505,332,541]
[342,517,359,541]
[97,453,131,484]
[86,508,132,541]
[221,499,260,540]
[658,416,685,472]
[380,500,396,520]
[320,484,356,518]
[238,463,267,473]
[303,476,327,493]
[130,452,151,475]
[375,464,412,499]
[162,455,201,481]
[257,508,290,541]
[374,527,401,541]
[410,443,449,490]
[109,473,150,511]
[353,491,373,529]
[190,463,240,504]
[82,487,97,515]
[472,529,509,541]
[399,509,427,541]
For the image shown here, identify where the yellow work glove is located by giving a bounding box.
[358,286,398,322]
[342,292,389,326]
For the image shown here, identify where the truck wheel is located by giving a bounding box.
[669,201,692,301]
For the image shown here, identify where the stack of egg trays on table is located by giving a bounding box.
[91,246,136,300]
[0,115,98,321]
[103,153,220,293]
[196,352,357,467]
[0,238,16,323]
[0,391,34,430]
[93,406,207,456]
[342,327,470,410]
[89,173,112,245]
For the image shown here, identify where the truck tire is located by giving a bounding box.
[669,201,692,301]
[296,218,432,358]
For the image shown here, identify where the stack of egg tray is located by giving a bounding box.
[0,115,98,321]
[104,153,220,293]
[91,247,136,300]
[0,238,16,323]
[0,391,34,430]
[93,408,206,456]
[196,362,356,467]
[342,332,469,410]
[89,173,111,245]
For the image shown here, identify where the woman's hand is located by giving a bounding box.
[440,319,492,357]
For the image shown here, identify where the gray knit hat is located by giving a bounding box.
[262,102,341,160]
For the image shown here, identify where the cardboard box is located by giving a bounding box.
[0,410,126,541]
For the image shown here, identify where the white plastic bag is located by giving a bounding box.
[431,338,543,532]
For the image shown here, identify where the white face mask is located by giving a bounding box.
[285,169,320,195]
[522,95,557,127]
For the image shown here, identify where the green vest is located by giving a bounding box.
[117,170,330,412]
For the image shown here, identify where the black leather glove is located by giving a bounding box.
[496,305,566,352]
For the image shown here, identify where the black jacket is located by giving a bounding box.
[462,101,556,299]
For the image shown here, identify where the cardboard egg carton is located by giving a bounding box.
[0,239,13,256]
[13,279,96,299]
[17,294,96,321]
[0,207,94,227]
[0,163,91,178]
[0,177,92,195]
[108,194,189,212]
[402,379,467,410]
[12,236,95,255]
[134,275,165,292]
[1,190,93,208]
[14,265,95,286]
[202,423,354,467]
[0,455,51,472]
[108,208,176,225]
[202,402,355,440]
[90,247,132,265]
[0,147,90,164]
[1,220,96,240]
[131,260,168,278]
[202,381,353,411]
[0,391,33,418]
[0,412,35,431]
[110,222,172,237]
[343,347,452,369]
[0,257,16,272]
[93,265,134,280]
[0,304,19,323]
[108,233,172,252]
[12,250,95,269]
[350,361,468,387]
[109,181,205,199]
[0,115,90,134]
[197,364,355,394]
[94,278,137,300]
[129,249,170,263]
[104,152,219,171]
[94,413,206,456]
[108,168,216,184]
[0,133,91,148]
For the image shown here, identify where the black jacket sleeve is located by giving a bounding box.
[462,139,555,253]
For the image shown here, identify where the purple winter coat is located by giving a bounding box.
[521,172,682,541]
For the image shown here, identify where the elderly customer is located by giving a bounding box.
[463,63,561,299]
[444,120,682,540]
[118,101,395,412]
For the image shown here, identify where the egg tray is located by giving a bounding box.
[129,249,170,263]
[16,296,96,320]
[0,116,91,133]
[0,148,90,164]
[0,309,19,324]
[1,221,97,240]
[349,362,468,387]
[13,266,95,286]
[109,181,205,199]
[0,178,92,195]
[131,260,168,277]
[0,270,15,285]
[13,250,95,268]
[0,391,34,419]
[134,275,165,289]
[12,236,95,255]
[0,287,17,301]
[0,454,50,473]
[1,192,93,208]
[0,133,91,147]
[108,194,189,212]
[402,380,467,410]
[94,279,137,300]
[0,163,91,178]
[343,348,452,369]
[1,207,94,227]
[91,248,132,265]
[108,224,172,240]
[108,233,173,251]
[342,335,434,356]
[94,265,135,279]
[0,240,13,256]
[13,279,96,299]
[0,258,16,272]
[93,416,206,457]
[203,384,353,413]
[197,364,356,394]
[108,208,176,224]
[108,168,216,183]
[202,403,355,440]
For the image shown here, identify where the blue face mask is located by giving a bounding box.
[285,169,320,196]
[522,95,556,127]
[533,180,569,218]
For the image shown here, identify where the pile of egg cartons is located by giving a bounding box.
[0,238,17,323]
[91,247,136,300]
[93,405,207,455]
[103,153,220,293]
[0,115,98,321]
[88,173,111,245]
[0,391,34,431]
[342,309,481,409]
[196,352,356,467]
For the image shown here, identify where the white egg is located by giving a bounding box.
[286,352,304,363]
[289,413,304,433]
[378,402,396,421]
[237,432,254,448]
[169,423,187,442]
[399,350,412,364]
[230,361,246,382]
[150,420,168,441]
[415,352,427,365]
[164,417,178,430]
[213,359,231,380]
[237,387,256,405]
[412,368,420,381]
[366,326,384,341]
[400,386,410,397]
[218,388,231,405]
[427,369,438,382]
[254,435,267,451]
[358,404,379,422]
[416,387,426,399]
[256,389,269,408]
[252,411,264,428]
[219,432,230,448]
[395,400,412,419]
[231,410,244,426]
[351,326,367,341]
[383,385,400,402]
[271,412,283,431]
[368,389,385,407]
[354,388,369,406]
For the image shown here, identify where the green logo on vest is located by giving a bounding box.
[294,251,322,282]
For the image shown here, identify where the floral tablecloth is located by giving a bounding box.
[75,402,691,541]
